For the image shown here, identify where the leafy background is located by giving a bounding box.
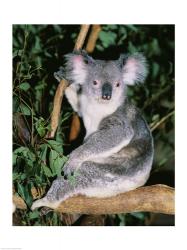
[13,25,174,226]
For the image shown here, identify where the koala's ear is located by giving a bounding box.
[119,53,148,85]
[64,50,95,85]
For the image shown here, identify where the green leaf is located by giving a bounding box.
[29,210,40,219]
[119,26,127,36]
[128,41,137,53]
[67,175,77,186]
[35,82,47,91]
[35,117,48,137]
[13,96,20,113]
[24,185,33,207]
[61,112,72,124]
[36,125,46,137]
[14,146,27,154]
[104,25,118,30]
[14,146,30,159]
[99,31,117,48]
[53,25,62,33]
[39,144,48,162]
[13,153,17,165]
[158,158,168,167]
[13,146,36,166]
[43,164,53,177]
[117,27,127,45]
[13,49,23,58]
[127,25,138,32]
[13,172,21,181]
[152,114,160,122]
[52,213,58,224]
[96,44,104,51]
[49,149,58,173]
[19,82,30,91]
[54,156,66,177]
[33,36,41,52]
[17,182,26,201]
[118,214,126,226]
[49,150,66,176]
[27,150,36,161]
[19,103,31,116]
[130,212,145,220]
[47,140,63,154]
[49,149,58,169]
[152,62,160,78]
[20,173,27,180]
[150,38,161,55]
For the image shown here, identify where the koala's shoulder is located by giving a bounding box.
[118,99,138,122]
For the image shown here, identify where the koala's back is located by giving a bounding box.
[94,99,154,178]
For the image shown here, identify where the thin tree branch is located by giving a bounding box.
[142,85,171,110]
[46,79,68,138]
[86,25,101,53]
[69,113,81,142]
[74,25,90,51]
[46,25,90,138]
[150,110,175,132]
[13,184,175,215]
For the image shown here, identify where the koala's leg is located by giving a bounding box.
[31,160,149,210]
[31,162,114,210]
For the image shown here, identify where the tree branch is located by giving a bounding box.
[86,25,101,53]
[46,79,68,138]
[150,110,175,132]
[74,25,90,51]
[46,25,90,138]
[13,184,174,215]
[69,112,81,142]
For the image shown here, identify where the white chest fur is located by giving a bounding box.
[79,94,118,138]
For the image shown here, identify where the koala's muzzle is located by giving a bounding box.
[102,83,112,100]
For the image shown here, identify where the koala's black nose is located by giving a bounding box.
[102,83,112,100]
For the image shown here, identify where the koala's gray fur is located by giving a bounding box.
[32,50,153,210]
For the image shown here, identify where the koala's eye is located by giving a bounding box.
[93,80,98,85]
[116,82,120,87]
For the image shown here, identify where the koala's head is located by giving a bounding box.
[65,50,148,103]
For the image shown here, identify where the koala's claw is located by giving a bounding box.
[63,151,82,177]
[63,164,74,177]
[40,207,53,216]
[54,66,66,82]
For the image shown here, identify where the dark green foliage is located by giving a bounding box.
[13,25,174,226]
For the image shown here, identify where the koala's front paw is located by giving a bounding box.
[63,157,82,177]
[54,66,66,82]
[63,161,74,176]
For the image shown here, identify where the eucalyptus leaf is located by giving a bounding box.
[19,103,31,116]
[17,182,26,201]
[39,144,48,162]
[47,140,63,154]
[49,149,66,176]
[29,210,40,219]
[130,212,145,220]
[43,164,53,177]
[13,172,21,181]
[19,82,30,91]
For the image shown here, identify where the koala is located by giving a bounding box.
[31,50,153,210]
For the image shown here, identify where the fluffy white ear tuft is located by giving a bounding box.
[65,53,88,85]
[120,53,148,85]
